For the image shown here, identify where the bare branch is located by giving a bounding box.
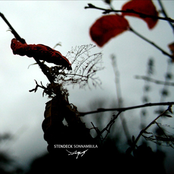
[0,12,26,43]
[129,27,174,60]
[85,4,174,60]
[100,111,122,141]
[158,0,174,31]
[127,106,174,153]
[79,102,174,116]
[84,3,174,23]
[135,75,174,86]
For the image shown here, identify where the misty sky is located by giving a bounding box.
[0,0,174,171]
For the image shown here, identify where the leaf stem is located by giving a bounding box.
[0,12,54,83]
[129,107,171,153]
[0,12,26,44]
[157,0,174,32]
[85,3,174,23]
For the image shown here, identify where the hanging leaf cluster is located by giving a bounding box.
[88,0,158,47]
[11,38,103,92]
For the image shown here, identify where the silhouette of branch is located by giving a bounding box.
[85,4,174,60]
[100,111,122,141]
[0,12,54,83]
[79,102,174,116]
[135,110,166,146]
[29,80,48,97]
[128,105,174,153]
[135,75,174,86]
[129,27,174,60]
[84,3,174,23]
[0,12,26,43]
[158,0,174,31]
[154,121,174,147]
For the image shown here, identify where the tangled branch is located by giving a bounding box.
[143,121,174,148]
[53,44,104,89]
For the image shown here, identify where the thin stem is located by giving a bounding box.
[34,59,54,83]
[129,108,170,153]
[85,4,174,60]
[135,75,174,86]
[97,111,122,140]
[85,4,174,23]
[79,102,174,116]
[0,12,26,44]
[158,0,174,32]
[129,27,174,60]
[0,12,53,83]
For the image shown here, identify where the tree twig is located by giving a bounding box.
[129,27,174,60]
[0,12,26,43]
[99,111,122,141]
[0,12,54,83]
[135,75,174,86]
[84,3,174,23]
[79,102,174,116]
[128,105,173,153]
[157,0,174,32]
[29,80,46,93]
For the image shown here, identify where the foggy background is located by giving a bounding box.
[0,0,174,172]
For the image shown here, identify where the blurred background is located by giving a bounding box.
[0,0,174,173]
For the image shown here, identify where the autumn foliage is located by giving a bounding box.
[11,38,72,70]
[122,0,158,29]
[89,0,159,47]
[90,14,129,47]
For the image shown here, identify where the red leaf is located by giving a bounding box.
[168,42,174,55]
[122,0,158,29]
[168,42,174,61]
[11,39,72,70]
[90,14,129,47]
